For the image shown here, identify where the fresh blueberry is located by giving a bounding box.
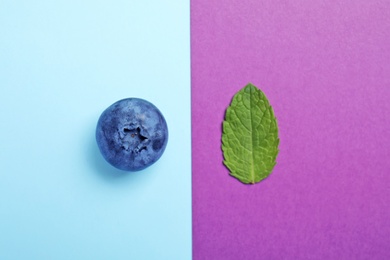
[96,98,168,171]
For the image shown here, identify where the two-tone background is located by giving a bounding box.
[1,0,390,259]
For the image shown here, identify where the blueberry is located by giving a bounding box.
[96,98,168,171]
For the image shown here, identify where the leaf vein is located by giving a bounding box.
[232,108,250,132]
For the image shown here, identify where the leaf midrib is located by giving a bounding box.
[249,88,256,184]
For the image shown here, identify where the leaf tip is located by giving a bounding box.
[243,83,256,93]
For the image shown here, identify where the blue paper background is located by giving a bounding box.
[0,1,191,259]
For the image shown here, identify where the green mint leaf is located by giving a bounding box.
[222,83,279,184]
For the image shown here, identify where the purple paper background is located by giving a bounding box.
[191,1,390,259]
